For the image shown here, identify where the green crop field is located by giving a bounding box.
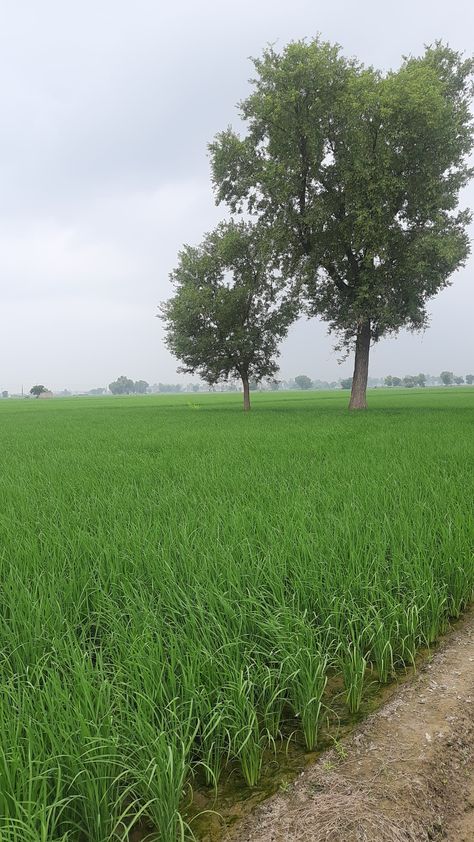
[0,389,473,841]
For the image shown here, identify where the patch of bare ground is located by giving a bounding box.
[223,610,474,842]
[444,766,474,842]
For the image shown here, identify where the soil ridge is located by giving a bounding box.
[225,611,474,842]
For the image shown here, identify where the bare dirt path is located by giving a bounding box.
[224,610,474,842]
[444,767,474,842]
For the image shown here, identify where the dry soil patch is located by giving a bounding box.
[224,610,474,842]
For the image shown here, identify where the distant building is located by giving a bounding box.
[38,390,54,399]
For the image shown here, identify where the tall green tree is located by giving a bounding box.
[295,375,313,390]
[134,380,149,394]
[440,370,454,385]
[30,385,48,398]
[160,221,297,410]
[210,39,474,409]
[109,376,134,395]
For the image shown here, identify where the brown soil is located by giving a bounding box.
[446,770,474,842]
[222,610,474,842]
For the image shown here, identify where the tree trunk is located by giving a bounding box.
[242,376,251,411]
[349,320,371,410]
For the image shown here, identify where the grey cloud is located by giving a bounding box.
[0,0,473,393]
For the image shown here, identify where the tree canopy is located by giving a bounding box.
[210,39,474,409]
[440,370,454,385]
[160,221,297,409]
[134,380,149,394]
[295,375,313,390]
[109,376,135,395]
[108,377,149,395]
[30,385,48,397]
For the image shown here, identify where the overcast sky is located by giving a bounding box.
[0,0,473,392]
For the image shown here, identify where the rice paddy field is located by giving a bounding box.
[0,388,473,841]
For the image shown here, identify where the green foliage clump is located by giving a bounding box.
[161,221,297,410]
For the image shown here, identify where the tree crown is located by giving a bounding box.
[160,221,298,385]
[210,39,473,348]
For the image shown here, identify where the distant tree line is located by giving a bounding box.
[385,374,427,388]
[255,372,474,391]
[384,372,472,387]
[152,383,186,393]
[438,371,471,385]
[16,372,472,401]
[108,376,149,395]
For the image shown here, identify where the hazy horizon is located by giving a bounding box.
[1,0,473,394]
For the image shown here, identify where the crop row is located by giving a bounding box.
[0,393,472,839]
